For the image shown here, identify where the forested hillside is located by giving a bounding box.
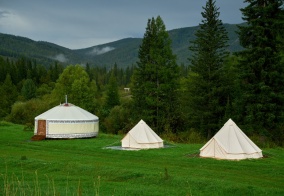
[0,34,79,65]
[0,23,243,68]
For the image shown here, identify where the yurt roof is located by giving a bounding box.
[127,119,163,143]
[200,118,262,154]
[35,103,98,121]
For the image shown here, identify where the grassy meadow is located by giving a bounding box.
[0,121,284,195]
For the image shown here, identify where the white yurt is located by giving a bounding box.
[34,102,99,139]
[200,119,263,160]
[121,119,164,149]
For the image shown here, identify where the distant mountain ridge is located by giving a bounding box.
[0,23,243,68]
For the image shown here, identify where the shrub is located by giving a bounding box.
[249,134,277,148]
[0,121,13,126]
[162,128,205,144]
[23,123,34,132]
[103,105,133,134]
[6,99,50,125]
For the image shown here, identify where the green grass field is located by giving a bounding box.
[0,122,284,195]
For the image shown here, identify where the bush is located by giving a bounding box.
[103,103,134,134]
[162,128,205,144]
[249,134,278,148]
[0,121,13,126]
[23,123,34,132]
[6,99,51,125]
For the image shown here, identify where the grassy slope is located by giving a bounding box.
[0,122,283,195]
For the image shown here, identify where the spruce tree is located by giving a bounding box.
[85,63,93,80]
[187,0,229,138]
[105,70,120,111]
[0,74,18,118]
[237,0,284,143]
[131,16,180,133]
[21,79,37,100]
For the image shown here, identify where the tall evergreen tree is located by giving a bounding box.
[0,74,18,118]
[125,66,132,86]
[16,57,28,82]
[105,70,120,111]
[187,0,229,138]
[131,16,180,133]
[237,0,284,143]
[0,56,7,83]
[21,79,37,100]
[50,62,64,82]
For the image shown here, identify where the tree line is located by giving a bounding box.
[1,0,283,146]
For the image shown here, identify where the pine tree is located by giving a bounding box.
[0,74,18,118]
[187,0,229,138]
[131,16,180,133]
[125,66,132,86]
[237,0,284,142]
[85,63,92,80]
[21,79,37,100]
[0,56,7,83]
[105,70,120,111]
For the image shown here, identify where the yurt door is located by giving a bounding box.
[37,120,46,136]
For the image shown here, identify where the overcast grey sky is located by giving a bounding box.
[0,0,246,49]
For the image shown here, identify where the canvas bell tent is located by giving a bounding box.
[200,119,263,160]
[121,120,164,149]
[34,103,99,139]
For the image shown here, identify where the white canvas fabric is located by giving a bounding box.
[34,103,99,138]
[200,119,263,160]
[35,103,98,120]
[121,119,164,149]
